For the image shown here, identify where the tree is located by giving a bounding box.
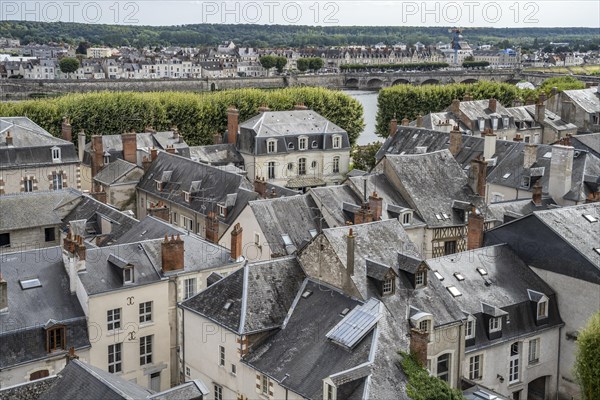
[464,55,475,62]
[575,311,600,400]
[259,55,276,76]
[352,142,381,171]
[75,41,90,55]
[308,57,324,71]
[297,58,309,72]
[400,352,464,400]
[274,56,288,73]
[59,57,80,76]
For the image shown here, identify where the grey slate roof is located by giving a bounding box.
[113,215,183,245]
[0,117,79,170]
[0,246,90,369]
[249,194,327,257]
[427,244,563,350]
[189,143,244,166]
[308,185,363,227]
[0,189,81,231]
[180,257,305,334]
[382,150,477,227]
[39,359,152,400]
[487,197,556,224]
[572,133,600,158]
[243,279,373,400]
[563,86,600,114]
[148,380,209,400]
[94,159,142,186]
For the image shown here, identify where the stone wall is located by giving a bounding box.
[0,376,58,400]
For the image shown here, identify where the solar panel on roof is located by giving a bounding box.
[326,298,381,349]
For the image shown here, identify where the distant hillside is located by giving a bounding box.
[1,21,599,49]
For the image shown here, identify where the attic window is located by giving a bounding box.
[434,271,444,281]
[583,214,598,223]
[123,267,134,284]
[442,213,450,220]
[435,214,443,221]
[332,135,342,149]
[477,267,488,276]
[383,278,395,295]
[46,325,66,353]
[184,192,190,203]
[454,272,465,281]
[288,142,295,150]
[281,234,293,246]
[20,278,42,290]
[593,248,600,256]
[521,176,530,188]
[447,286,462,297]
[537,299,548,319]
[223,300,233,311]
[311,140,318,149]
[340,308,350,316]
[301,290,313,299]
[218,204,226,217]
[51,147,61,161]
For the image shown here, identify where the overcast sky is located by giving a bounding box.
[2,1,599,27]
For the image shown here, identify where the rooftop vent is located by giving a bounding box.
[340,308,350,316]
[543,151,552,159]
[223,300,233,311]
[502,172,511,179]
[594,248,600,256]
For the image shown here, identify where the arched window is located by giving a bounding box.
[298,158,307,175]
[332,156,340,173]
[436,353,450,382]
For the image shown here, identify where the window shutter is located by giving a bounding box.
[62,172,68,188]
[256,374,261,392]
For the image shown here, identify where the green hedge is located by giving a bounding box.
[0,87,365,146]
[376,77,584,137]
[400,352,465,400]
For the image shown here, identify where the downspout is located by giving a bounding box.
[556,325,562,400]
[181,306,186,383]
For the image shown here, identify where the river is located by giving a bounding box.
[344,90,381,146]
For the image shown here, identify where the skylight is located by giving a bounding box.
[447,286,462,297]
[454,272,465,281]
[281,234,293,246]
[477,267,488,276]
[301,290,313,299]
[543,151,552,158]
[442,213,450,220]
[583,214,598,223]
[223,300,233,311]
[326,298,382,349]
[434,271,444,281]
[309,229,318,238]
[19,278,41,290]
[594,248,600,256]
[502,172,511,179]
[435,214,443,221]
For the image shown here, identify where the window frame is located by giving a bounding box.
[509,342,520,384]
[489,317,502,333]
[382,278,394,295]
[123,267,133,284]
[528,338,540,364]
[219,345,225,367]
[44,227,56,242]
[415,270,425,287]
[139,301,152,324]
[184,278,197,300]
[261,374,269,396]
[51,147,61,161]
[267,161,276,179]
[537,299,548,320]
[46,325,66,353]
[24,177,34,192]
[267,139,277,154]
[108,343,122,373]
[214,384,223,400]
[332,135,342,149]
[402,212,412,225]
[298,157,307,175]
[298,136,308,151]
[465,316,476,339]
[140,335,153,366]
[107,308,121,331]
[52,173,63,191]
[332,156,340,173]
[469,354,482,380]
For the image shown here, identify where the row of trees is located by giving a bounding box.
[375,77,585,137]
[341,62,449,71]
[462,61,491,69]
[258,55,288,75]
[0,87,364,146]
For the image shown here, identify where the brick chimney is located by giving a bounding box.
[463,92,472,102]
[254,177,267,197]
[213,132,223,145]
[5,131,13,146]
[121,131,137,164]
[148,201,169,222]
[78,130,86,162]
[0,274,7,312]
[144,125,156,133]
[75,235,86,261]
[66,347,79,364]
[469,156,487,198]
[401,117,410,126]
[230,223,243,261]
[449,125,462,156]
[467,207,484,250]
[205,211,219,244]
[354,203,373,224]
[346,228,355,277]
[161,234,184,272]
[389,117,398,137]
[294,103,308,110]
[150,147,158,161]
[532,180,543,206]
[165,145,176,154]
[450,98,460,114]
[416,114,424,128]
[369,192,383,221]
[61,117,72,142]
[549,145,574,205]
[488,98,497,113]
[142,156,152,171]
[91,189,107,204]
[535,98,546,124]
[91,135,104,178]
[227,106,239,145]
[483,129,496,160]
[524,144,537,169]
[409,328,428,366]
[172,126,179,141]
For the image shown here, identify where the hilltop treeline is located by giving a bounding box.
[0,87,365,146]
[1,21,599,49]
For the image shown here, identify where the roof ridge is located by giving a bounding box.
[72,360,143,400]
[238,262,249,334]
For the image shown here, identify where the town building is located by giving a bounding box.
[546,86,600,133]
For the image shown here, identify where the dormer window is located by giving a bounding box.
[312,140,318,149]
[415,270,426,287]
[124,266,134,284]
[267,139,277,154]
[419,319,430,333]
[492,117,498,130]
[537,299,548,320]
[324,382,336,400]
[332,135,342,149]
[503,117,510,128]
[184,191,190,202]
[382,278,394,295]
[218,204,226,217]
[466,315,476,340]
[401,211,412,225]
[489,317,502,333]
[104,154,110,164]
[478,118,485,131]
[46,324,66,353]
[299,136,308,150]
[288,142,295,150]
[51,147,61,161]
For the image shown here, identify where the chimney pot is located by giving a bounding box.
[161,234,184,272]
[532,180,543,206]
[488,98,497,113]
[150,147,158,161]
[369,192,383,221]
[451,98,461,114]
[416,114,424,128]
[91,135,104,178]
[389,117,398,137]
[467,207,484,250]
[449,125,462,157]
[346,229,355,276]
[401,117,410,126]
[231,223,243,261]
[61,117,73,142]
[294,103,308,110]
[78,130,86,162]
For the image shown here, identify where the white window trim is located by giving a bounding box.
[108,343,122,373]
[528,338,540,364]
[382,278,394,295]
[298,136,308,151]
[332,134,342,149]
[466,316,476,339]
[469,354,483,380]
[489,317,502,333]
[51,147,61,161]
[415,270,426,287]
[139,301,152,324]
[218,204,226,217]
[184,278,197,300]
[267,139,277,154]
[537,299,548,320]
[123,267,134,284]
[218,345,225,367]
[140,335,153,366]
[509,342,520,384]
[107,308,121,331]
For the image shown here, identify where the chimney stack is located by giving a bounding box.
[91,135,104,178]
[416,114,424,128]
[142,156,152,171]
[409,328,429,366]
[121,131,137,164]
[467,207,484,250]
[161,234,185,272]
[213,132,223,145]
[513,134,523,142]
[0,274,7,312]
[172,126,179,140]
[230,223,243,261]
[389,117,398,137]
[150,147,158,161]
[165,145,176,154]
[346,229,355,277]
[451,98,460,114]
[483,129,496,160]
[205,211,219,244]
[532,180,543,206]
[61,117,72,142]
[512,98,523,107]
[78,130,86,162]
[5,131,13,146]
[91,189,107,204]
[524,144,537,169]
[488,98,497,113]
[144,125,156,133]
[148,201,169,222]
[227,106,239,145]
[469,156,488,198]
[294,103,308,110]
[449,125,462,156]
[254,177,267,197]
[401,117,410,126]
[549,145,574,205]
[535,98,546,124]
[369,192,383,221]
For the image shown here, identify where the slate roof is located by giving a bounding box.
[137,151,254,226]
[0,246,90,369]
[243,279,374,400]
[38,359,152,400]
[147,380,209,400]
[189,143,244,166]
[522,105,578,132]
[456,99,511,122]
[180,257,306,334]
[0,189,81,231]
[308,185,363,227]
[249,194,326,256]
[0,117,79,170]
[571,133,600,158]
[487,197,556,224]
[563,86,600,114]
[94,159,142,186]
[113,215,183,245]
[427,244,563,350]
[382,150,477,227]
